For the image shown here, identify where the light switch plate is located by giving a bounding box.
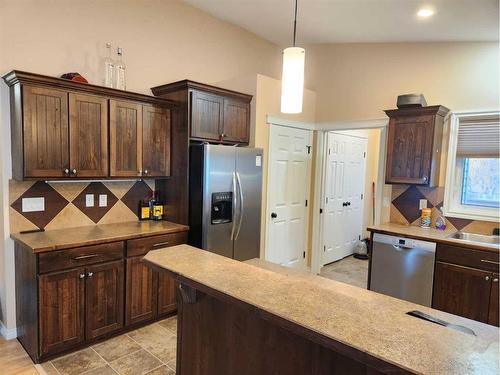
[85,194,94,207]
[99,194,107,207]
[22,197,45,212]
[419,199,428,210]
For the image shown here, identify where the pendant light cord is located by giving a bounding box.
[293,0,298,47]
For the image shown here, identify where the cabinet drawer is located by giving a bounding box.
[39,242,124,273]
[436,244,499,273]
[127,231,188,257]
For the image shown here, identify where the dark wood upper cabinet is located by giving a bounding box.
[22,86,69,178]
[385,105,449,186]
[85,260,124,340]
[110,100,143,177]
[151,80,252,145]
[223,98,250,143]
[39,267,85,356]
[69,93,108,178]
[433,262,492,323]
[142,104,171,177]
[3,70,175,180]
[191,90,224,141]
[488,274,499,326]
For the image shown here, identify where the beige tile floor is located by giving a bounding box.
[320,255,369,289]
[40,316,177,375]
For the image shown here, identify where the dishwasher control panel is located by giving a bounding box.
[373,233,436,252]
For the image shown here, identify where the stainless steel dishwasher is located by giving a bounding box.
[370,233,436,306]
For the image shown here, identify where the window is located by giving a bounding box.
[444,112,500,221]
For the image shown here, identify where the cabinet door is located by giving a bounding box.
[222,98,250,144]
[433,262,491,323]
[69,93,108,177]
[22,86,69,178]
[110,100,143,177]
[142,104,171,177]
[85,260,124,340]
[39,268,85,356]
[157,273,177,316]
[125,257,158,326]
[385,115,434,184]
[488,274,499,326]
[190,90,223,141]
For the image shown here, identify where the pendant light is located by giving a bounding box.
[280,0,305,114]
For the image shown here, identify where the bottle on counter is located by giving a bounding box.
[435,207,447,230]
[150,191,164,221]
[115,47,126,90]
[139,199,151,221]
[104,42,115,88]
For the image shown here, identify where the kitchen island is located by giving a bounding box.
[144,245,499,375]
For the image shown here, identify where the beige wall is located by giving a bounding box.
[0,0,283,334]
[307,42,499,122]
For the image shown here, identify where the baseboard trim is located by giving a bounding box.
[0,320,17,340]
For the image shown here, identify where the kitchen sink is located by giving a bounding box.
[448,231,500,245]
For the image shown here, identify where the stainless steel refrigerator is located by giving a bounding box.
[189,144,263,261]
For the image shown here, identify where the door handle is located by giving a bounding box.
[342,202,348,207]
[347,201,351,206]
[271,212,277,219]
[234,172,244,241]
[230,172,237,241]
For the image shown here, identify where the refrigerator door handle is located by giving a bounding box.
[230,171,237,241]
[235,171,244,240]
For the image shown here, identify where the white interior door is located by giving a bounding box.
[322,132,367,265]
[266,125,312,269]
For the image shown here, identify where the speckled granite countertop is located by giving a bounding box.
[144,245,499,375]
[368,223,499,252]
[11,221,189,253]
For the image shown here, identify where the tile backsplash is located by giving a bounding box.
[9,179,156,233]
[390,185,498,235]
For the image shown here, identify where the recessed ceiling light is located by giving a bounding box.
[417,8,434,18]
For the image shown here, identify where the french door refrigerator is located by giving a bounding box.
[189,144,263,261]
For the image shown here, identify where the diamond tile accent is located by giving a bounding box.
[446,216,473,231]
[121,180,154,217]
[391,185,427,224]
[11,181,69,229]
[72,182,119,223]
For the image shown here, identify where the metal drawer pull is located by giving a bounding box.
[493,278,499,283]
[481,259,500,265]
[74,254,100,260]
[152,241,170,248]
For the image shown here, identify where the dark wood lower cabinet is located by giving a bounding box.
[14,228,187,363]
[433,262,492,323]
[126,257,157,325]
[488,274,499,326]
[39,268,85,356]
[86,260,124,339]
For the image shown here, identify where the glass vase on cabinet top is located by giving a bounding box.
[115,47,126,90]
[104,42,114,88]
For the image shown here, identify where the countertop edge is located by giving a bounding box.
[367,226,499,253]
[10,222,189,253]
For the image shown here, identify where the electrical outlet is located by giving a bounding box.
[22,197,45,212]
[85,194,94,207]
[419,199,428,210]
[99,194,107,207]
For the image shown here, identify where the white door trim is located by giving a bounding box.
[310,119,389,275]
[265,121,312,270]
[267,115,316,131]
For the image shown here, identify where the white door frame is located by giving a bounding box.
[265,117,313,269]
[311,119,389,275]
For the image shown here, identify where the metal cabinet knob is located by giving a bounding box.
[87,272,93,278]
[71,168,77,175]
[63,168,70,176]
[271,212,277,219]
[79,273,85,279]
[485,276,490,281]
[493,278,499,283]
[143,169,148,175]
[138,169,142,175]
[423,176,428,182]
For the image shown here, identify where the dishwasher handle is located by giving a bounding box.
[393,244,414,251]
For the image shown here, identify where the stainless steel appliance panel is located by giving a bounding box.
[202,145,236,258]
[370,233,436,307]
[233,147,263,261]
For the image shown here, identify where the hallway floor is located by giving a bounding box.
[320,255,369,289]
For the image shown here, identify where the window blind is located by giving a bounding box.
[457,114,500,157]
